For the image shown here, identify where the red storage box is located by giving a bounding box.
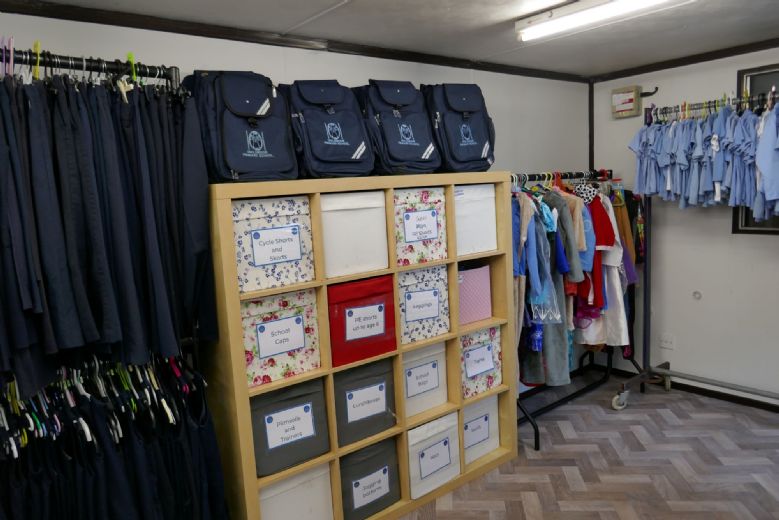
[328,275,396,367]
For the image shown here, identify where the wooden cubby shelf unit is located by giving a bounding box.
[204,172,518,520]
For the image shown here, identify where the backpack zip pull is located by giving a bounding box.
[392,108,401,118]
[230,169,238,180]
[434,111,441,129]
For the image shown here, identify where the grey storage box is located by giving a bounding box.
[250,378,330,476]
[334,359,396,446]
[339,439,401,520]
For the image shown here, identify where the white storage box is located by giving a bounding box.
[402,343,448,418]
[321,191,389,278]
[454,184,497,256]
[233,196,315,293]
[259,464,333,520]
[407,412,460,499]
[462,395,500,465]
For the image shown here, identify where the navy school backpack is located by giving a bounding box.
[285,80,375,178]
[421,83,495,172]
[186,71,298,182]
[354,80,441,174]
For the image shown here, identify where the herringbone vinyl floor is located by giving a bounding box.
[401,382,779,520]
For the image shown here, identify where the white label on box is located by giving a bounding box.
[256,316,305,359]
[405,289,439,322]
[251,225,302,266]
[352,466,390,510]
[454,188,466,200]
[403,209,438,243]
[346,381,387,423]
[265,402,315,450]
[464,343,495,378]
[405,360,440,398]
[419,437,452,480]
[345,304,385,341]
[464,414,490,449]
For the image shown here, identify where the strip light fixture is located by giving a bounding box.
[516,0,691,42]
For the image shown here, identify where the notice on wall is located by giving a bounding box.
[265,402,315,449]
[405,361,440,398]
[346,381,387,423]
[405,289,439,322]
[256,316,305,358]
[345,304,385,341]
[352,466,390,510]
[251,225,302,266]
[464,343,495,378]
[403,210,438,242]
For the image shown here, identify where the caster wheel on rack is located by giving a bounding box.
[664,376,672,392]
[611,392,628,411]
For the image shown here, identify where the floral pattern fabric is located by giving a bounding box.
[460,326,502,399]
[398,265,450,344]
[242,289,320,388]
[394,188,448,266]
[233,196,315,293]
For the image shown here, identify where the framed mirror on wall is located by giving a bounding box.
[733,64,779,235]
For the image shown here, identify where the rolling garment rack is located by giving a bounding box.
[612,93,779,411]
[514,169,617,451]
[0,42,180,87]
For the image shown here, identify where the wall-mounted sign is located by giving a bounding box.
[611,85,642,119]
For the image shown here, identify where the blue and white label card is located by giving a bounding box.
[463,414,490,449]
[403,210,438,243]
[464,343,495,378]
[265,402,315,450]
[419,437,452,480]
[352,466,390,510]
[251,225,302,266]
[346,381,387,423]
[405,360,440,398]
[405,289,439,322]
[256,316,305,359]
[345,304,385,341]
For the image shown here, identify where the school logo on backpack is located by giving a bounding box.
[325,122,349,146]
[398,123,419,146]
[244,130,273,158]
[459,123,477,146]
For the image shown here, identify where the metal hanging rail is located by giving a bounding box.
[1,46,180,87]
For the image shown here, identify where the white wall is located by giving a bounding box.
[594,49,779,402]
[0,13,589,173]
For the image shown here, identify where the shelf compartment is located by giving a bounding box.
[337,425,404,457]
[400,332,457,354]
[324,267,394,286]
[463,446,513,474]
[405,401,460,430]
[456,250,504,263]
[247,367,329,398]
[462,384,510,408]
[239,280,323,302]
[458,317,508,337]
[396,257,454,273]
[331,349,399,374]
[257,452,337,489]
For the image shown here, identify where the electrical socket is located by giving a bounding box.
[659,334,675,351]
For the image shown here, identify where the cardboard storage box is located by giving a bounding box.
[460,326,502,400]
[241,289,320,388]
[398,265,450,344]
[454,184,497,256]
[393,187,447,266]
[259,464,334,520]
[407,413,460,499]
[328,275,396,367]
[463,395,500,465]
[334,359,396,446]
[339,439,401,520]
[233,196,315,293]
[250,378,330,476]
[402,343,447,418]
[321,191,389,278]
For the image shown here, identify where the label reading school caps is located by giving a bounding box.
[347,381,387,423]
[405,289,439,322]
[405,360,440,398]
[256,316,305,359]
[419,437,452,479]
[265,403,315,450]
[403,210,438,243]
[463,414,490,449]
[251,225,302,266]
[352,466,390,510]
[345,304,385,341]
[464,344,495,378]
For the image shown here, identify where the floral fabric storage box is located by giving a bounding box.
[460,326,502,399]
[397,265,450,345]
[233,196,315,293]
[242,289,320,388]
[393,187,447,266]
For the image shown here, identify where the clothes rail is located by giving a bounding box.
[1,46,180,87]
[648,89,776,117]
[515,168,615,451]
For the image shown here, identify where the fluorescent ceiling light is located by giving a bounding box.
[517,0,679,42]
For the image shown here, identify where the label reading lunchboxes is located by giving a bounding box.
[345,304,385,341]
[403,210,438,243]
[256,316,306,359]
[352,466,390,510]
[405,290,439,322]
[251,225,303,266]
[346,382,387,423]
[265,403,316,449]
